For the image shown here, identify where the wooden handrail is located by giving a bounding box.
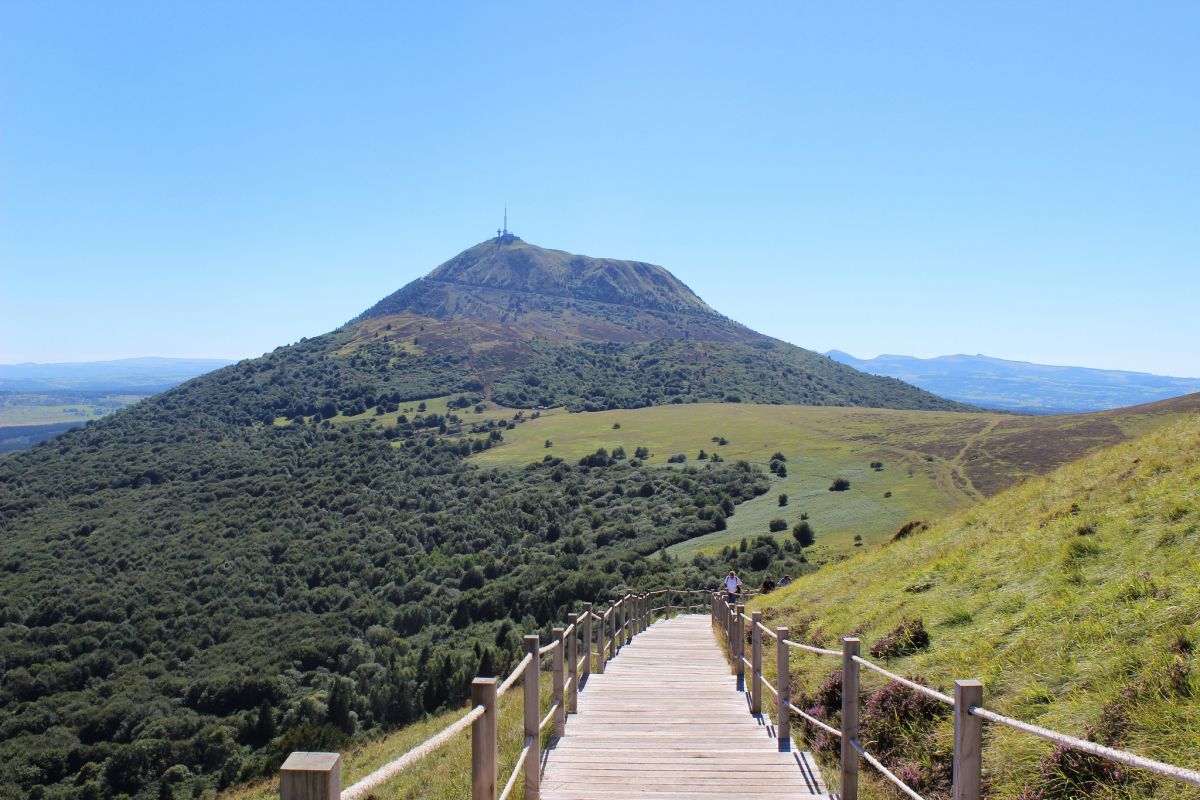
[719,590,1200,800]
[280,587,701,800]
[282,584,1200,800]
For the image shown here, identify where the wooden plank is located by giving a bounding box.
[540,615,829,800]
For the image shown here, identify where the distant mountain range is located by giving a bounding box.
[826,351,1200,414]
[0,356,235,392]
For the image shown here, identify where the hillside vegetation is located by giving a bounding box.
[469,397,1200,559]
[754,414,1200,799]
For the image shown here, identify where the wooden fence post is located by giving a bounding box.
[628,597,638,647]
[609,601,619,659]
[280,752,340,800]
[750,611,762,715]
[471,678,498,800]
[776,626,790,752]
[567,614,579,713]
[953,680,984,800]
[523,635,541,800]
[841,637,861,800]
[581,603,593,680]
[552,627,566,737]
[735,604,746,690]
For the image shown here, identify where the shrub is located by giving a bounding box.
[792,521,815,548]
[829,478,851,491]
[667,453,686,463]
[861,680,949,763]
[869,619,930,659]
[778,493,788,506]
[768,519,787,533]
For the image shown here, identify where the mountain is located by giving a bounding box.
[0,357,235,392]
[0,236,967,799]
[827,350,1200,414]
[348,236,967,412]
[760,413,1200,799]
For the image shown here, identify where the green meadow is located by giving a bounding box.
[470,403,985,559]
[466,398,1200,560]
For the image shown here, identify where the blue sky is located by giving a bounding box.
[2,2,1197,375]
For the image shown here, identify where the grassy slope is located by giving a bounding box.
[467,400,1199,560]
[753,414,1200,798]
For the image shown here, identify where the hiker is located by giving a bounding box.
[760,574,776,594]
[778,574,793,588]
[724,570,742,603]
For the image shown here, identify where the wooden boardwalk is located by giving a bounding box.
[541,614,830,799]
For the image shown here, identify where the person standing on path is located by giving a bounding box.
[724,570,742,603]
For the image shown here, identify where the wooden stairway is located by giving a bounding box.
[541,614,830,799]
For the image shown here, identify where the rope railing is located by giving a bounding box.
[715,591,1200,800]
[497,737,534,800]
[849,737,927,800]
[851,654,954,706]
[971,705,1200,787]
[281,586,702,800]
[539,703,559,732]
[496,653,532,698]
[787,701,841,738]
[339,704,485,799]
[783,637,840,658]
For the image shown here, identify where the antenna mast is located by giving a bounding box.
[503,204,508,235]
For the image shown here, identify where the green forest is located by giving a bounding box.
[0,330,816,800]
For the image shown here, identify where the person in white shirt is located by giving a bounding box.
[724,571,742,603]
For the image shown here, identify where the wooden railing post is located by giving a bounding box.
[735,604,746,690]
[750,611,762,715]
[552,627,566,737]
[566,614,579,713]
[628,597,638,647]
[726,601,734,647]
[523,635,541,800]
[841,637,861,800]
[582,603,593,680]
[471,678,498,800]
[776,626,790,752]
[609,601,619,659]
[280,752,340,800]
[953,680,984,800]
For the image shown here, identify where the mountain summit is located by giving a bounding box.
[356,235,755,343]
[346,236,966,410]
